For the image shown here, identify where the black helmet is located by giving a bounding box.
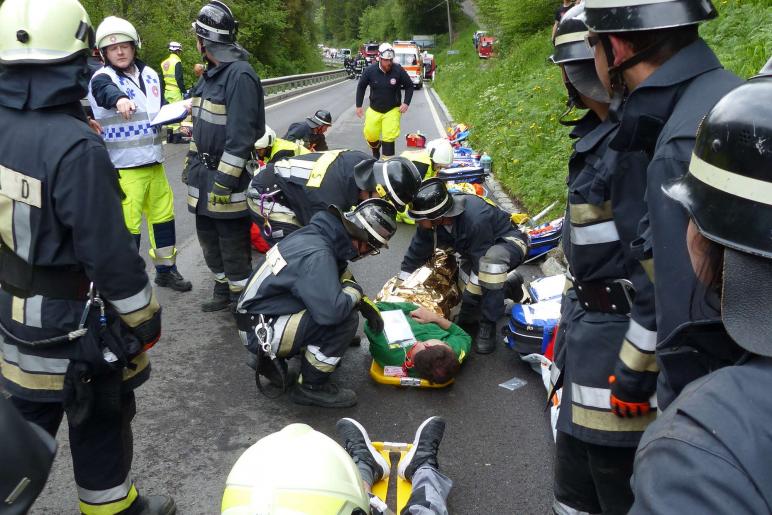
[663,77,772,357]
[584,0,717,33]
[407,178,465,220]
[330,198,398,250]
[751,56,772,79]
[354,157,421,209]
[307,109,332,128]
[193,1,238,44]
[550,4,593,64]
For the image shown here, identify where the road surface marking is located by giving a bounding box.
[266,80,348,110]
[424,88,445,138]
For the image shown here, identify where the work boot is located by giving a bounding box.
[201,282,230,312]
[290,380,357,408]
[474,320,497,354]
[130,495,176,515]
[154,267,192,292]
[397,416,446,481]
[349,335,362,347]
[336,417,390,485]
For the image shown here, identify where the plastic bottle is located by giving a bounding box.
[480,152,492,174]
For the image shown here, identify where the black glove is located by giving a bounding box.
[359,296,384,334]
[128,307,162,352]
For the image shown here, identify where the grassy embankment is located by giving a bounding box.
[432,0,772,214]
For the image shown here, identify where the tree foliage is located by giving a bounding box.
[80,0,322,83]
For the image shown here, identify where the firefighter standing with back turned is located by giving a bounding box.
[88,16,193,293]
[583,0,743,414]
[185,0,265,312]
[0,0,174,513]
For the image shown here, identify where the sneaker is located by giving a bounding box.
[398,416,446,481]
[155,268,192,292]
[130,495,176,515]
[336,418,390,484]
[290,381,357,408]
[474,321,496,354]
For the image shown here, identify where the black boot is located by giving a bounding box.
[201,281,230,312]
[369,140,381,159]
[155,267,192,292]
[475,320,497,354]
[290,380,357,408]
[129,495,176,515]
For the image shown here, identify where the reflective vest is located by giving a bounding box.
[88,65,164,169]
[160,53,183,102]
[269,138,309,162]
[401,149,435,179]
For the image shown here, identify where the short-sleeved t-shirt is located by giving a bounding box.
[364,302,471,377]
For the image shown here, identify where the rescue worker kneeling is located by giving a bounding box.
[397,138,455,225]
[251,124,308,167]
[235,199,398,408]
[400,179,528,354]
[248,151,420,244]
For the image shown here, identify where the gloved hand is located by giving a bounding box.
[359,296,383,334]
[129,307,162,352]
[342,278,363,304]
[209,182,231,205]
[609,375,652,418]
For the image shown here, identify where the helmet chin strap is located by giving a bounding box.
[558,79,586,126]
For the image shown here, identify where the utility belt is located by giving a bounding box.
[0,244,90,300]
[568,276,635,315]
[198,151,221,170]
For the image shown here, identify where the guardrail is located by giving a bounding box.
[263,68,347,105]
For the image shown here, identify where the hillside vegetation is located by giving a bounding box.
[433,0,772,213]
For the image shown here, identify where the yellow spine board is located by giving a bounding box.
[371,442,413,513]
[369,360,454,389]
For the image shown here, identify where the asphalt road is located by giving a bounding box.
[32,80,554,514]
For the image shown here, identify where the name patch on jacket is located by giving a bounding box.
[266,245,287,274]
[0,165,42,208]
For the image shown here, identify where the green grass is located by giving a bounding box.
[433,0,772,214]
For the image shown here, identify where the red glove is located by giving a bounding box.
[609,375,652,418]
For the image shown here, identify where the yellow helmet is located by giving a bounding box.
[95,16,140,51]
[222,424,370,515]
[0,0,93,65]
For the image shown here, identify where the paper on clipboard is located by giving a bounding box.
[150,101,189,127]
[381,310,415,348]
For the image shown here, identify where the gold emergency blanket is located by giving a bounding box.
[376,249,460,318]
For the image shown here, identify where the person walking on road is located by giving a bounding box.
[356,43,414,159]
[185,0,265,312]
[236,199,398,408]
[400,179,528,354]
[88,16,192,293]
[631,73,772,514]
[285,109,333,151]
[0,1,174,513]
[584,0,743,413]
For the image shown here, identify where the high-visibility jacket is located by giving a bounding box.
[401,149,435,179]
[268,137,309,164]
[160,53,183,102]
[88,62,164,169]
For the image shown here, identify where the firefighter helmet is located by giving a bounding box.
[0,0,94,65]
[354,157,421,209]
[331,198,398,250]
[407,178,465,220]
[584,0,717,33]
[193,1,238,44]
[426,138,454,168]
[378,42,395,60]
[550,4,593,64]
[307,109,333,127]
[169,41,182,51]
[95,16,140,51]
[254,125,276,150]
[663,77,772,357]
[221,424,370,515]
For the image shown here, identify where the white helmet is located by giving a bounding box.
[0,0,94,65]
[426,138,454,168]
[221,424,370,515]
[95,16,140,51]
[254,125,276,150]
[169,41,182,51]
[378,42,394,60]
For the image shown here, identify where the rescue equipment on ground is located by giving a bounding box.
[405,131,427,148]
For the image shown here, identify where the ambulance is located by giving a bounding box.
[392,40,424,89]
